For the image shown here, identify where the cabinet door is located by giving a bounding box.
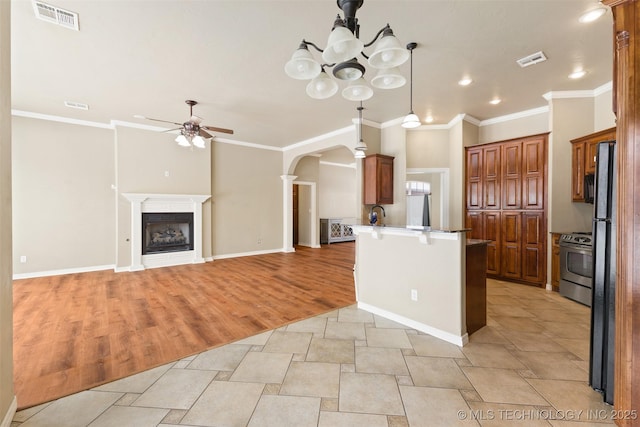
[522,137,546,210]
[465,211,483,239]
[502,141,522,209]
[501,212,522,279]
[466,148,483,209]
[521,212,545,284]
[586,139,599,175]
[377,156,394,204]
[484,211,501,276]
[483,146,501,209]
[571,142,586,202]
[363,154,394,205]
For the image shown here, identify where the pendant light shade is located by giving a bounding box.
[285,44,322,80]
[322,17,364,64]
[175,134,191,147]
[368,27,410,69]
[333,58,365,81]
[401,42,421,129]
[354,149,366,159]
[342,78,373,101]
[402,112,421,129]
[306,69,339,99]
[192,135,206,149]
[371,67,406,89]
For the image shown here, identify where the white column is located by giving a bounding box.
[281,175,297,253]
[125,194,147,271]
[192,197,205,264]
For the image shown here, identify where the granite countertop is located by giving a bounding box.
[349,223,471,233]
[466,239,491,246]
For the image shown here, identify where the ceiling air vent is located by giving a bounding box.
[32,1,79,31]
[64,101,89,110]
[516,51,547,68]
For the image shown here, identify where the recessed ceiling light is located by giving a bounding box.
[425,115,434,123]
[579,6,606,23]
[458,78,472,86]
[569,70,587,79]
[490,98,501,105]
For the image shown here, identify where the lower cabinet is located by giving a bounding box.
[320,219,355,244]
[466,210,546,286]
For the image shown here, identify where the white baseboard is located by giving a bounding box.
[1,396,17,427]
[212,248,284,260]
[545,283,553,291]
[357,301,469,347]
[13,265,115,280]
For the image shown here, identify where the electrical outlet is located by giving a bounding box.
[20,255,27,263]
[164,171,170,177]
[257,238,262,245]
[410,289,418,301]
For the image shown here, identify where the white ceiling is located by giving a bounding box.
[10,0,613,149]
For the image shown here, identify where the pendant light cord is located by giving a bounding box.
[407,42,417,114]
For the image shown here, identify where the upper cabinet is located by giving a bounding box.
[570,127,616,202]
[363,154,394,205]
[466,134,547,211]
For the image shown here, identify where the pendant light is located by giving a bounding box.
[402,42,421,129]
[354,101,367,158]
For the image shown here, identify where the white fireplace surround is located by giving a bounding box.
[122,193,210,271]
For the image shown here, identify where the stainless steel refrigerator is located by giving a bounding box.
[590,140,616,405]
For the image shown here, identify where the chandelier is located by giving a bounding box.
[285,0,411,101]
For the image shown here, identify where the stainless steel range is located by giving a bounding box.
[559,231,593,306]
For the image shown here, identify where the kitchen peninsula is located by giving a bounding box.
[351,225,487,346]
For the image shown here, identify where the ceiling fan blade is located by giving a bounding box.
[190,115,203,125]
[163,127,183,133]
[202,125,234,135]
[134,115,182,126]
[199,129,213,139]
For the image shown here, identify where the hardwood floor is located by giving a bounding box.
[13,243,356,410]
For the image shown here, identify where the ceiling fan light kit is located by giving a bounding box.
[285,0,414,101]
[136,100,234,149]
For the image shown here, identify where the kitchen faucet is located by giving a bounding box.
[369,204,386,225]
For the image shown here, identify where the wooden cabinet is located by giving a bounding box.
[363,154,394,205]
[466,241,487,335]
[550,232,561,292]
[464,133,548,286]
[570,127,615,202]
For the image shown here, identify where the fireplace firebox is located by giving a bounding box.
[142,213,194,255]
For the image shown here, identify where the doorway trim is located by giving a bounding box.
[292,180,319,248]
[406,168,450,228]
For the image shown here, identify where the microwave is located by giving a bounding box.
[584,173,595,204]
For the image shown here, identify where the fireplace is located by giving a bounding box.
[122,193,210,271]
[142,212,194,255]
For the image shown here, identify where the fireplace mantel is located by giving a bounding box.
[122,193,210,271]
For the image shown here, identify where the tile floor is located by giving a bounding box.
[12,279,616,427]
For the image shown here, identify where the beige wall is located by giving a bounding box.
[0,0,14,421]
[478,111,549,144]
[406,128,449,169]
[594,89,616,131]
[13,117,116,275]
[318,163,356,219]
[211,142,282,256]
[548,98,597,234]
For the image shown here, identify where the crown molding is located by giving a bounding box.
[282,125,354,152]
[479,106,549,127]
[12,110,113,129]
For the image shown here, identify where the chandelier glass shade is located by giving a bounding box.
[306,69,339,99]
[285,0,412,101]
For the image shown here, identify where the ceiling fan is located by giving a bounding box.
[134,100,234,148]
